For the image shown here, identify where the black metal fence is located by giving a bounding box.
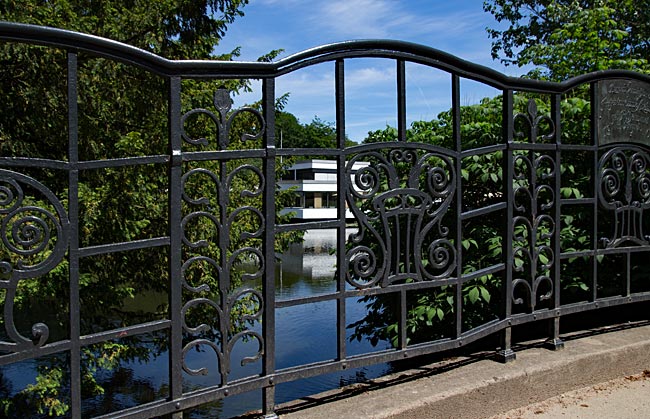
[1,22,650,418]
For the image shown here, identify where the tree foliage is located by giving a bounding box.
[0,1,295,416]
[349,94,594,346]
[276,112,355,149]
[484,0,650,80]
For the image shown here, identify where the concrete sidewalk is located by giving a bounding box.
[488,371,650,419]
[276,322,650,419]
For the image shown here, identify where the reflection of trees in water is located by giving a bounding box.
[80,365,223,418]
[83,367,160,417]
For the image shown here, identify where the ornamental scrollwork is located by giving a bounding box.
[179,93,266,384]
[181,89,265,150]
[598,146,650,248]
[345,147,456,289]
[0,170,69,352]
[511,152,556,311]
[509,99,557,311]
[514,99,555,144]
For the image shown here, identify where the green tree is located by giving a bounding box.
[349,94,593,346]
[0,1,294,416]
[276,112,355,149]
[484,0,650,80]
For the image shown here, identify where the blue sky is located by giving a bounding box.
[217,0,528,143]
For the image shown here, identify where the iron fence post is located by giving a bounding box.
[168,75,184,419]
[497,89,516,363]
[67,51,82,419]
[262,77,278,419]
[546,93,564,351]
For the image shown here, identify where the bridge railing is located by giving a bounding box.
[1,22,650,419]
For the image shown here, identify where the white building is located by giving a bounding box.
[278,159,368,220]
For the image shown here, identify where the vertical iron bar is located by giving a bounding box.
[168,76,183,418]
[335,59,347,362]
[452,74,463,339]
[67,51,81,419]
[398,290,407,350]
[397,58,408,349]
[497,89,516,363]
[397,59,407,142]
[262,77,278,418]
[546,94,564,350]
[590,83,599,302]
[626,252,631,296]
[218,158,229,388]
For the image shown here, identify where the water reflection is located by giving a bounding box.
[275,229,340,299]
[1,229,392,418]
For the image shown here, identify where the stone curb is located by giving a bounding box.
[277,322,650,419]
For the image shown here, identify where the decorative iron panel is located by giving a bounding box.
[345,146,457,289]
[0,22,649,419]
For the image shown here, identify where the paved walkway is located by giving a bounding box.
[276,322,650,419]
[489,371,650,419]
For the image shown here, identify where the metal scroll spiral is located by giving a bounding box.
[511,103,556,311]
[179,97,266,384]
[598,146,650,248]
[0,171,69,352]
[345,148,456,289]
[181,89,265,150]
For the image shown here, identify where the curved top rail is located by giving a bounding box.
[1,21,649,92]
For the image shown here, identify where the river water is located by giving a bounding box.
[1,229,392,418]
[207,228,393,418]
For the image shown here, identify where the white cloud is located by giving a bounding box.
[311,0,485,41]
[346,65,395,87]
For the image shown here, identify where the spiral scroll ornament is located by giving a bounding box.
[181,89,265,150]
[0,171,69,352]
[345,147,456,288]
[179,92,266,384]
[598,146,650,248]
[510,102,556,311]
[514,99,555,144]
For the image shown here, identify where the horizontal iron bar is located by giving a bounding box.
[0,157,69,170]
[345,141,459,158]
[558,144,597,151]
[460,144,506,158]
[2,22,649,89]
[560,245,650,260]
[276,277,462,308]
[275,220,341,232]
[276,148,343,157]
[560,198,595,205]
[78,155,169,170]
[181,149,266,162]
[459,263,506,282]
[560,250,594,259]
[80,320,171,346]
[510,142,557,151]
[79,237,170,258]
[0,340,71,366]
[0,156,170,171]
[461,202,507,220]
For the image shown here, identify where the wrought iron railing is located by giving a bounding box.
[1,22,650,418]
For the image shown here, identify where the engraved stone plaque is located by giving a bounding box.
[597,79,650,145]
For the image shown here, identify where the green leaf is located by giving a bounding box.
[480,286,491,303]
[468,287,479,304]
[436,308,445,321]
